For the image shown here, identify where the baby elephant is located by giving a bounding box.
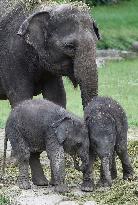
[84,96,134,189]
[5,99,90,193]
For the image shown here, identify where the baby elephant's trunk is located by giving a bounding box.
[73,151,89,172]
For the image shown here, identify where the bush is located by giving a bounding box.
[86,0,120,6]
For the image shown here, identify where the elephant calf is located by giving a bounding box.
[5,99,90,192]
[84,96,134,189]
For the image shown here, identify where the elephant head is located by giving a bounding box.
[51,115,90,172]
[17,4,100,108]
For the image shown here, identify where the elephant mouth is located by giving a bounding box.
[54,59,78,88]
[47,58,73,75]
[61,60,72,74]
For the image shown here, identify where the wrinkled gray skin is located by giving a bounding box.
[83,96,134,190]
[0,0,100,109]
[5,99,90,193]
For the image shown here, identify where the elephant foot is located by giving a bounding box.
[49,178,55,186]
[123,171,134,181]
[96,178,112,188]
[81,179,94,192]
[10,150,18,166]
[54,184,69,193]
[32,176,48,186]
[111,171,117,180]
[18,177,31,190]
[8,156,18,166]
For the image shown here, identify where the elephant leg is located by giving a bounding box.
[81,150,96,192]
[2,75,34,161]
[10,149,18,164]
[116,147,134,180]
[9,86,33,161]
[6,125,31,189]
[42,75,66,108]
[29,152,48,186]
[18,160,31,189]
[46,138,68,193]
[97,156,112,188]
[3,78,33,108]
[49,161,55,186]
[110,151,117,180]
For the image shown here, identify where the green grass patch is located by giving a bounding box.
[0,195,10,205]
[0,59,138,128]
[0,102,10,128]
[92,0,138,49]
[98,59,138,126]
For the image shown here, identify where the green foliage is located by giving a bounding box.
[92,0,138,49]
[0,102,10,128]
[23,0,90,11]
[87,0,119,6]
[0,195,10,205]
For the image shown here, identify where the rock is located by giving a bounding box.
[132,41,138,52]
[58,201,79,205]
[0,183,4,189]
[0,185,99,205]
[96,58,105,68]
[119,50,137,59]
[96,49,138,61]
[0,128,12,158]
[15,193,63,205]
[128,127,138,141]
[84,201,97,205]
[97,49,121,58]
[72,188,86,197]
[1,186,64,205]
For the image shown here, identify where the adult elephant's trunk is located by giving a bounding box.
[74,35,98,108]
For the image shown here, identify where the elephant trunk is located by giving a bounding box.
[73,150,89,172]
[74,36,98,108]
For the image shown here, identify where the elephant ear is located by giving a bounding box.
[17,11,50,50]
[51,116,71,145]
[93,20,101,40]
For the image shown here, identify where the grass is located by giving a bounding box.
[98,59,138,126]
[92,0,138,50]
[0,58,138,128]
[0,102,10,128]
[0,195,10,205]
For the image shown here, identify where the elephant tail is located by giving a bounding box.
[2,132,8,175]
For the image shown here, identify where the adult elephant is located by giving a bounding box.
[0,1,100,109]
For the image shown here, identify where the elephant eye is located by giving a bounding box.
[64,42,75,50]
